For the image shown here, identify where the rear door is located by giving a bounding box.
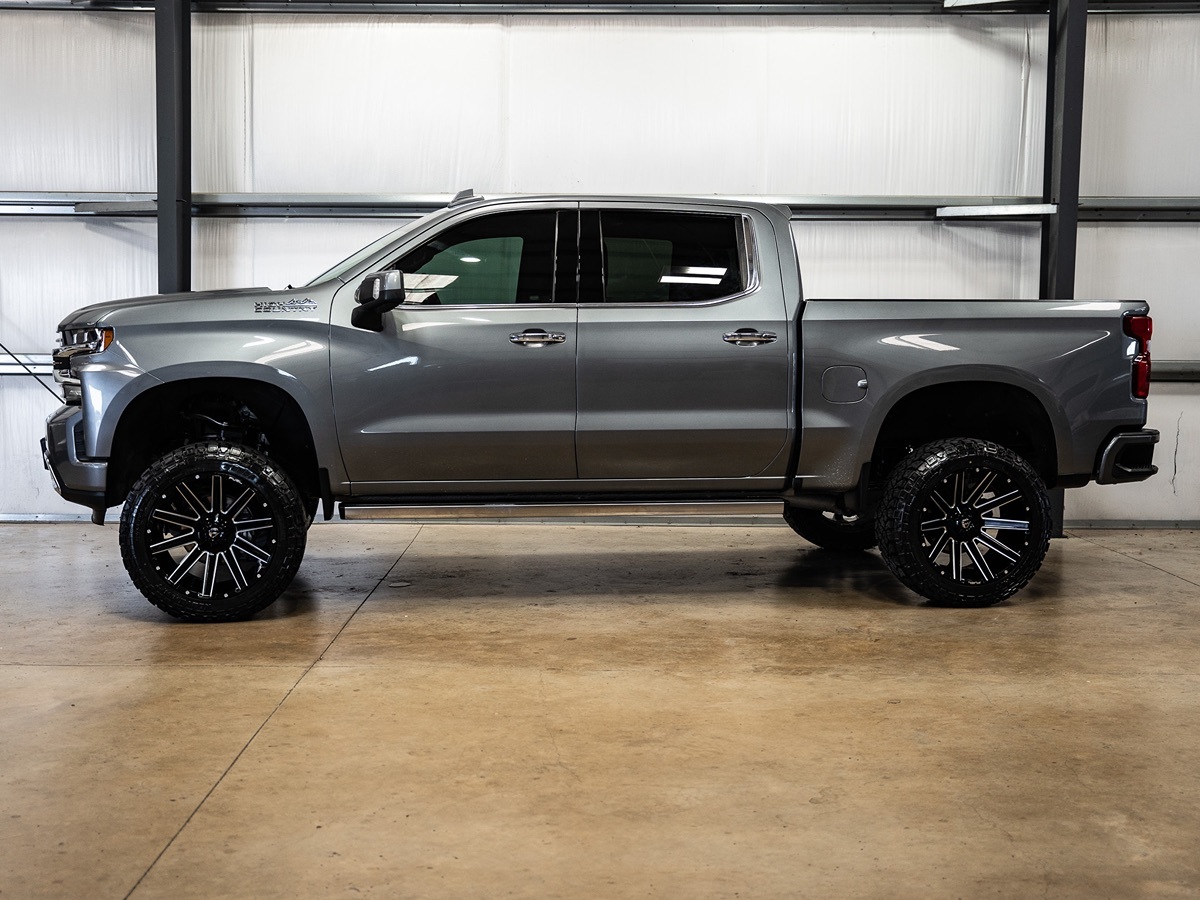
[575,207,792,480]
[330,207,579,489]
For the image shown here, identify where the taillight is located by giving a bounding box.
[1123,313,1152,400]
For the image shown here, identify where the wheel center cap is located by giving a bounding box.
[948,508,980,538]
[201,517,235,550]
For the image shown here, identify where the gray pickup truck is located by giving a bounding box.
[43,194,1159,621]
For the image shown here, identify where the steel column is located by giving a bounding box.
[155,0,191,294]
[1039,0,1089,537]
[1040,0,1088,301]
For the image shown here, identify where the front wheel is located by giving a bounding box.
[119,442,308,621]
[875,438,1051,607]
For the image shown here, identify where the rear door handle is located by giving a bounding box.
[723,329,778,346]
[509,329,567,346]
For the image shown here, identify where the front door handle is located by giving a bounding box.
[509,329,567,346]
[723,329,778,347]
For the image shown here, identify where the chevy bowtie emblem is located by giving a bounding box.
[254,298,318,313]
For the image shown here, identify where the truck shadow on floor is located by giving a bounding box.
[776,546,1062,609]
[775,548,919,607]
[267,540,1059,617]
[350,544,958,611]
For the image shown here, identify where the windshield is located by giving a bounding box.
[304,217,428,287]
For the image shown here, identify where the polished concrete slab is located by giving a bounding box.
[2,523,1198,898]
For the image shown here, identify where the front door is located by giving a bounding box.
[330,208,578,490]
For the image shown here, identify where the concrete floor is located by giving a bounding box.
[2,522,1198,899]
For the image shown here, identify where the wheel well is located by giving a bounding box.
[871,382,1058,486]
[106,378,319,506]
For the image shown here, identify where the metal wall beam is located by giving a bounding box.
[1039,0,1088,301]
[6,192,1200,221]
[155,0,191,294]
[8,1,1200,12]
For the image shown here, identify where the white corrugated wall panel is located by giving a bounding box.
[191,15,1046,196]
[505,16,1046,195]
[3,12,1189,200]
[793,221,1040,300]
[0,217,157,516]
[1082,15,1200,197]
[240,18,512,193]
[1067,387,1200,525]
[0,218,157,354]
[0,13,155,191]
[1072,16,1200,523]
[194,17,254,194]
[193,217,407,291]
[1067,223,1200,523]
[0,380,76,518]
[1076,224,1200,362]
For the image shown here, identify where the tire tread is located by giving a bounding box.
[875,438,1051,606]
[118,442,307,621]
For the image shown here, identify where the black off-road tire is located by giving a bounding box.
[119,442,308,621]
[875,438,1051,607]
[783,506,877,552]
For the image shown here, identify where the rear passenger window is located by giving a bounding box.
[599,211,746,304]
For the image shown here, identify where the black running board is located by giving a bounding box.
[340,500,785,521]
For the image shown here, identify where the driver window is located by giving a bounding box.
[392,211,557,306]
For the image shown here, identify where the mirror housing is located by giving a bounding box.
[352,270,406,332]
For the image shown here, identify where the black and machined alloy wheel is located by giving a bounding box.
[783,506,877,552]
[875,438,1052,606]
[119,442,308,622]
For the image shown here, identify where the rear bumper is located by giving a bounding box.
[1094,428,1159,484]
[43,405,108,510]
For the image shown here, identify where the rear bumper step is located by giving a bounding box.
[1095,429,1160,484]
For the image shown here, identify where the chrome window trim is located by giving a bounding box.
[331,200,764,311]
[390,303,568,312]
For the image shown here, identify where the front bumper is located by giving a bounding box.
[1095,428,1159,484]
[43,405,108,510]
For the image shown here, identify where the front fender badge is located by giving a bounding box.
[254,298,318,314]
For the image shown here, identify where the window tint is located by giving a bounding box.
[393,211,557,305]
[599,211,745,303]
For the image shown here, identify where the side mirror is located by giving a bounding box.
[351,270,406,331]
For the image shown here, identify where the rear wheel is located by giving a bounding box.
[875,438,1051,606]
[782,507,877,552]
[119,442,308,621]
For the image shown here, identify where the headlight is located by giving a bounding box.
[53,325,113,402]
[58,326,114,355]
